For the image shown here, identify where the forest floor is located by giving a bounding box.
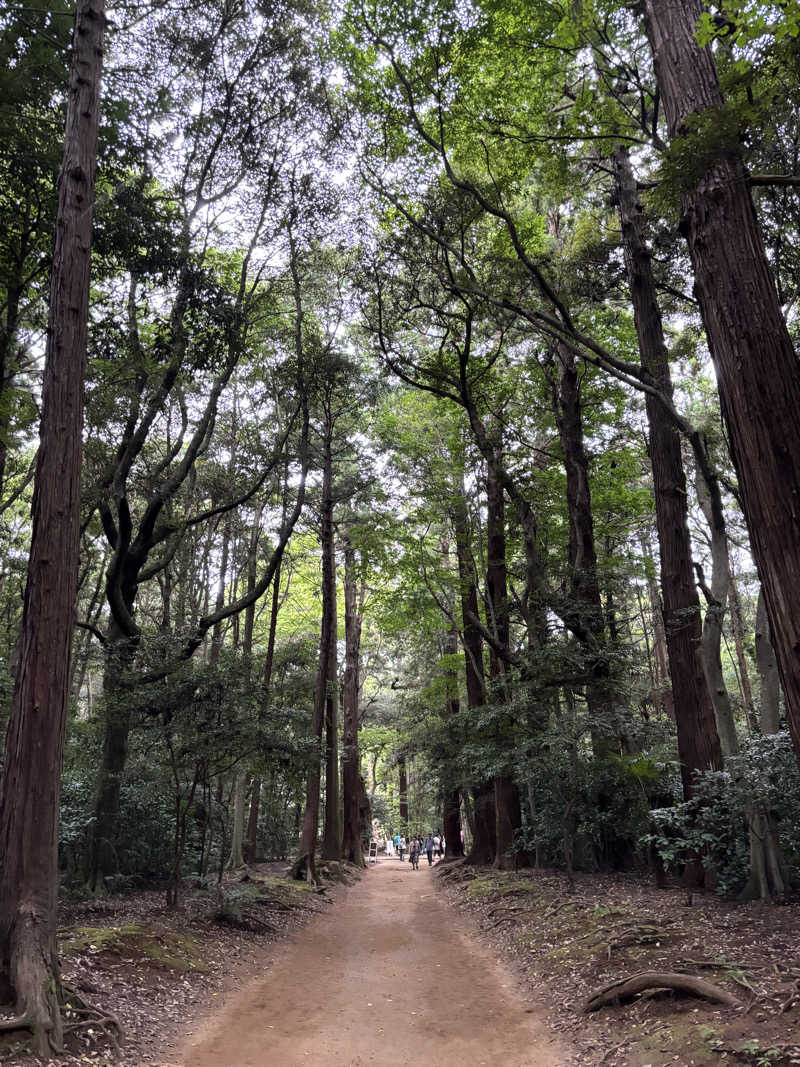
[0,861,344,1067]
[4,861,800,1066]
[436,862,800,1067]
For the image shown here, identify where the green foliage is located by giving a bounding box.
[646,733,800,896]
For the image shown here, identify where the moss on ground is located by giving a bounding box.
[59,924,210,973]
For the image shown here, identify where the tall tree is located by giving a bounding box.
[341,535,366,865]
[612,144,723,797]
[0,0,105,1050]
[643,0,800,764]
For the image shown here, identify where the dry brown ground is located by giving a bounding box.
[436,863,800,1067]
[171,857,572,1066]
[0,863,335,1066]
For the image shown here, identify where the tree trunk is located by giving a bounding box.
[612,144,722,798]
[226,771,247,871]
[442,625,464,859]
[452,476,497,864]
[643,0,800,768]
[693,459,739,759]
[0,0,105,1050]
[320,439,340,861]
[398,754,409,826]
[244,553,283,864]
[552,342,615,755]
[486,440,521,869]
[293,441,336,879]
[756,588,781,735]
[728,572,756,729]
[341,537,365,866]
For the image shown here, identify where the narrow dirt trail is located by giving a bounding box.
[176,859,571,1066]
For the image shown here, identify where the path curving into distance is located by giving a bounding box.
[177,859,572,1066]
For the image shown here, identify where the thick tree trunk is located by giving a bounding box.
[85,620,136,889]
[0,0,104,1050]
[294,444,337,879]
[613,144,722,797]
[341,538,365,866]
[644,0,800,767]
[486,442,521,869]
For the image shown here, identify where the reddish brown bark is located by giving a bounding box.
[612,144,722,796]
[341,537,365,865]
[0,0,105,1050]
[643,0,800,767]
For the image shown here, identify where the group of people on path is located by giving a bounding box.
[388,832,443,868]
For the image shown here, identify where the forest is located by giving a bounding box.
[1,0,800,1063]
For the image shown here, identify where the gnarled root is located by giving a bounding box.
[583,971,742,1013]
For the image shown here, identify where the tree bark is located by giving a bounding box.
[294,439,337,879]
[0,0,105,1050]
[612,144,722,797]
[341,537,365,866]
[486,439,521,869]
[643,0,800,768]
[452,476,496,864]
[244,552,283,864]
[398,754,409,826]
[755,588,781,734]
[552,342,614,755]
[320,437,340,861]
[442,625,464,859]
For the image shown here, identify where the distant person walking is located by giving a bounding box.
[409,837,420,870]
[398,835,406,862]
[424,834,434,866]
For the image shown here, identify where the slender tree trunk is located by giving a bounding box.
[728,572,756,728]
[0,0,105,1049]
[452,478,497,864]
[441,626,464,859]
[341,537,365,865]
[398,755,409,826]
[613,144,722,798]
[756,588,782,734]
[693,460,739,758]
[227,515,260,873]
[552,343,615,754]
[320,440,340,861]
[244,553,283,864]
[643,0,800,768]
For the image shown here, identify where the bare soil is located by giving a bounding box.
[436,863,800,1067]
[172,858,573,1066]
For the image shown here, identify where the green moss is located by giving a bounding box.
[59,924,210,973]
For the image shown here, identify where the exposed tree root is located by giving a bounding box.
[583,971,742,1013]
[0,1012,31,1033]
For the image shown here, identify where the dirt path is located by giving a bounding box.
[174,860,571,1067]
